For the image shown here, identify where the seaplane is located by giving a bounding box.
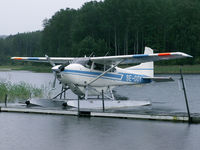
[11,47,192,109]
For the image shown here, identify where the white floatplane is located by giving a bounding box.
[11,47,192,109]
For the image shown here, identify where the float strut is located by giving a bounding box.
[52,87,69,99]
[60,87,64,99]
[64,90,66,99]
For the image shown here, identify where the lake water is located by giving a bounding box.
[0,71,200,114]
[0,71,200,150]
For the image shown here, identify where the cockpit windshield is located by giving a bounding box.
[93,63,116,72]
[71,58,89,66]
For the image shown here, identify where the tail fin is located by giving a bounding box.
[125,47,154,77]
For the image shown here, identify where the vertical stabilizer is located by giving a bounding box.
[125,47,154,77]
[144,46,153,54]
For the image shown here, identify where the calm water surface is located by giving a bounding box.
[0,113,200,150]
[0,71,200,150]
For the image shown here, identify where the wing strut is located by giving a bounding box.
[87,60,124,86]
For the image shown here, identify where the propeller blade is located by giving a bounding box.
[52,72,57,88]
[45,55,55,67]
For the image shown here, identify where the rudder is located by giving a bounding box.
[125,47,154,77]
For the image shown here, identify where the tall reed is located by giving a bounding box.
[0,81,43,102]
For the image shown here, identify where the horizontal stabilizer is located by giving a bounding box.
[143,77,174,82]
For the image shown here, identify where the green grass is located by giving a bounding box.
[13,65,51,72]
[0,81,43,102]
[0,65,51,72]
[155,65,200,74]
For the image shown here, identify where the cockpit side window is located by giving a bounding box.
[85,60,92,69]
[93,63,116,72]
[93,63,104,71]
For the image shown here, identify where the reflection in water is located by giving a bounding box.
[0,113,200,150]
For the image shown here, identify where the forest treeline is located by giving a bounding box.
[0,0,200,65]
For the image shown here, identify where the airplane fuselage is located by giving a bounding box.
[11,46,191,99]
[58,63,151,97]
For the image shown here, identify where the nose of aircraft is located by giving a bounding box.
[51,65,62,72]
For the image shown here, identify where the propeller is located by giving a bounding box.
[51,65,66,88]
[45,55,58,89]
[45,55,70,89]
[52,72,57,89]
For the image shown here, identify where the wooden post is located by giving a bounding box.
[78,96,80,116]
[180,68,192,123]
[5,94,8,107]
[102,90,105,112]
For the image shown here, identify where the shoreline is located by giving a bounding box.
[0,65,51,73]
[0,64,200,74]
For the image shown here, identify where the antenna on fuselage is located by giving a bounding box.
[45,54,55,67]
[104,51,109,56]
[89,52,94,57]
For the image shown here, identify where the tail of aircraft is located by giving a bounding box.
[125,47,154,77]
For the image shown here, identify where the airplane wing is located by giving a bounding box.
[90,52,192,65]
[11,57,75,64]
[11,47,192,65]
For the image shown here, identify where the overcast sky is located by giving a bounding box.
[0,0,100,35]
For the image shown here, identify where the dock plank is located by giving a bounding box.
[0,107,193,123]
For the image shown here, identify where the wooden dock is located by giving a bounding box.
[1,106,200,123]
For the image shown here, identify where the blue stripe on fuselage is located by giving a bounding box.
[118,72,151,83]
[63,69,151,84]
[64,70,121,79]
